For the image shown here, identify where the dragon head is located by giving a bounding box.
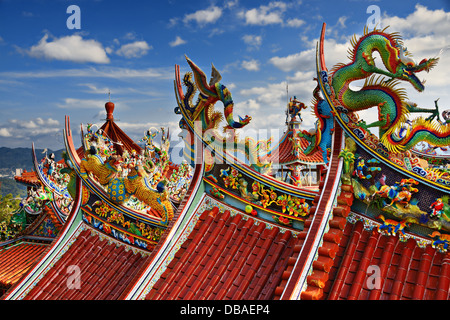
[238,115,252,126]
[395,45,439,92]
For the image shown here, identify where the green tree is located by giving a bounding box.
[0,193,22,240]
[0,193,21,223]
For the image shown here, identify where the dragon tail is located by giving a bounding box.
[383,117,450,153]
[218,83,252,129]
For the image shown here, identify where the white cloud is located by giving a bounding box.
[238,2,287,26]
[0,66,171,80]
[241,59,260,71]
[56,98,106,109]
[383,4,450,38]
[269,38,350,72]
[123,32,137,40]
[116,40,152,58]
[242,34,262,49]
[27,34,110,64]
[184,6,222,25]
[235,99,261,111]
[381,5,450,107]
[0,117,61,141]
[0,128,12,137]
[337,16,347,28]
[227,83,237,90]
[240,82,290,108]
[169,36,187,47]
[286,18,305,28]
[269,47,315,72]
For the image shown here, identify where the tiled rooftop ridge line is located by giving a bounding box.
[280,122,344,300]
[145,205,298,300]
[412,245,436,299]
[3,223,85,300]
[368,234,396,300]
[0,244,44,282]
[327,221,363,300]
[300,183,353,300]
[212,221,269,300]
[347,228,380,300]
[165,208,230,299]
[191,212,247,300]
[23,228,93,299]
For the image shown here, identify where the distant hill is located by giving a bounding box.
[0,147,65,195]
[0,177,26,197]
[0,147,65,172]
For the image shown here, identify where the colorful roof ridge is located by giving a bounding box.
[21,205,64,237]
[145,206,299,300]
[23,228,150,300]
[0,242,48,289]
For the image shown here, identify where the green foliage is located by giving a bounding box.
[0,193,21,224]
[0,178,27,197]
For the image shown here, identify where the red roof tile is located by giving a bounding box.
[23,229,149,300]
[145,207,299,300]
[0,242,48,287]
[14,170,40,186]
[323,220,450,300]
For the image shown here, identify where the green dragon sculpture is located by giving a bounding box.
[329,26,447,153]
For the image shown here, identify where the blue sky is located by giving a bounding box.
[0,0,449,151]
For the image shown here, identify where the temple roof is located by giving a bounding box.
[321,221,450,300]
[262,125,325,166]
[14,170,40,187]
[23,228,150,300]
[0,242,48,289]
[98,101,141,156]
[145,206,300,300]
